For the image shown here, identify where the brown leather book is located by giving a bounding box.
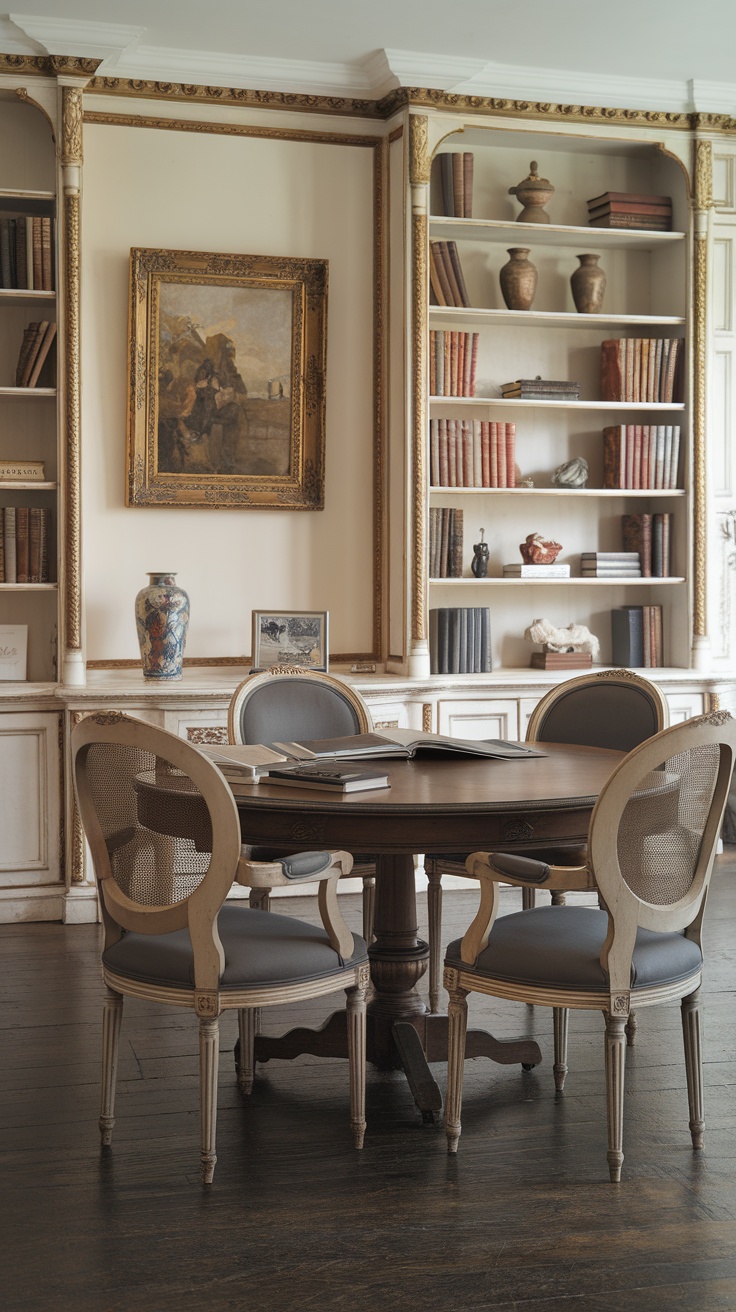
[622,513,653,577]
[452,154,464,218]
[28,506,42,582]
[449,508,463,577]
[589,214,672,229]
[600,339,624,401]
[41,216,53,290]
[439,154,455,217]
[443,332,451,396]
[462,153,474,218]
[490,421,498,487]
[428,246,446,307]
[31,217,42,289]
[587,191,673,207]
[15,218,27,290]
[436,241,462,307]
[430,242,455,305]
[603,426,625,488]
[588,200,672,217]
[39,507,49,582]
[469,332,479,397]
[457,333,465,396]
[15,323,39,386]
[19,321,49,387]
[446,242,470,307]
[531,652,592,669]
[0,507,4,582]
[15,505,29,582]
[462,331,473,397]
[639,339,650,405]
[632,424,642,489]
[505,422,516,488]
[28,321,57,387]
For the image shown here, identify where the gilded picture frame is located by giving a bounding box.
[126,248,328,508]
[252,610,329,672]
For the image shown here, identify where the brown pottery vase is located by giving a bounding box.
[570,253,606,314]
[499,248,538,311]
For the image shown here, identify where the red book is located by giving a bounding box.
[505,423,516,488]
[462,332,473,398]
[469,332,479,398]
[497,419,507,488]
[462,420,473,486]
[490,421,498,487]
[447,419,457,487]
[438,419,449,487]
[472,420,482,487]
[429,333,436,394]
[640,426,650,490]
[481,421,491,487]
[625,422,634,489]
[457,334,465,398]
[633,425,642,489]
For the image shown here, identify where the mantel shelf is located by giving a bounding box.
[429,577,685,586]
[429,487,686,497]
[429,307,685,330]
[429,217,685,251]
[429,397,686,411]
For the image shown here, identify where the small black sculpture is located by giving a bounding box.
[471,528,489,578]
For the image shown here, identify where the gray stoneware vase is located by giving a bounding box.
[499,248,538,311]
[134,572,190,681]
[571,253,606,314]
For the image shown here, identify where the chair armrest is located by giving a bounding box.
[237,848,356,958]
[466,850,594,893]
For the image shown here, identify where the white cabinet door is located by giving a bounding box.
[437,698,520,741]
[667,693,705,725]
[0,712,62,920]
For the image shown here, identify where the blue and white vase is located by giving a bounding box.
[134,572,190,681]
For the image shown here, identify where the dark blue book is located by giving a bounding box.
[611,606,644,667]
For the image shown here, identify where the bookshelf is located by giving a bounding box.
[421,125,691,673]
[0,104,59,681]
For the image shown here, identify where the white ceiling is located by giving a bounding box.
[2,1,736,111]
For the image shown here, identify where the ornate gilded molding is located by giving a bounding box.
[692,138,712,645]
[88,75,387,119]
[63,185,82,651]
[408,114,431,186]
[15,87,55,138]
[0,54,101,78]
[694,139,714,211]
[422,703,433,733]
[61,84,83,165]
[83,109,381,151]
[383,87,696,129]
[372,138,386,661]
[411,209,428,644]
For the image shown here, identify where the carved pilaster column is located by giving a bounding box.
[692,138,714,671]
[59,81,86,686]
[408,114,431,677]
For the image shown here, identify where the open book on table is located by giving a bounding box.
[270,729,545,762]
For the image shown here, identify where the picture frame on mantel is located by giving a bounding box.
[126,248,328,509]
[252,610,329,672]
[0,624,28,681]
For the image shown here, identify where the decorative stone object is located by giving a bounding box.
[135,572,190,681]
[552,456,589,488]
[499,248,538,311]
[508,161,555,223]
[570,253,606,314]
[471,528,490,577]
[524,617,601,658]
[519,532,563,565]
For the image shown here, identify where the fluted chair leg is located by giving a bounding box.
[427,861,443,1013]
[237,1008,257,1094]
[199,1016,220,1185]
[346,977,367,1149]
[99,986,123,1147]
[553,1007,569,1092]
[249,888,271,912]
[362,875,376,944]
[681,987,705,1149]
[604,1012,627,1183]
[445,985,468,1153]
[522,886,536,911]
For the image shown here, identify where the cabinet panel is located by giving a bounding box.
[437,697,519,740]
[666,693,704,724]
[0,711,60,884]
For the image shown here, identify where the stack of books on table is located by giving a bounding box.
[197,742,290,791]
[611,605,664,667]
[600,337,683,403]
[437,152,474,217]
[429,241,471,307]
[530,650,593,670]
[262,762,390,793]
[581,552,641,578]
[500,377,580,401]
[429,607,492,674]
[602,424,681,489]
[430,419,515,487]
[503,562,570,578]
[430,330,479,397]
[15,321,57,388]
[429,507,463,577]
[587,192,672,230]
[621,512,672,577]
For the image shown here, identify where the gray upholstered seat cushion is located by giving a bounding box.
[445,905,702,992]
[103,904,368,992]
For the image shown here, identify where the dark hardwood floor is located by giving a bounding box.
[3,860,736,1312]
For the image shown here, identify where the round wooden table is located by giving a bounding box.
[233,742,623,1116]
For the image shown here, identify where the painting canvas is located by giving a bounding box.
[252,611,329,671]
[127,249,327,508]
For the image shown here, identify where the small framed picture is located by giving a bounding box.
[252,611,329,672]
[0,625,28,681]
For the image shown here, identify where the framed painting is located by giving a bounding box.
[252,610,329,672]
[126,248,328,508]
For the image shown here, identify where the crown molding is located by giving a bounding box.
[8,14,144,65]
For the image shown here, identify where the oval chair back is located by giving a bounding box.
[526,669,669,753]
[229,669,372,747]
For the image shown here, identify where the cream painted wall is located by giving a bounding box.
[81,116,378,663]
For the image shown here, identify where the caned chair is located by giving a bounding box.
[443,711,736,1181]
[229,668,383,937]
[423,669,669,1013]
[72,711,369,1185]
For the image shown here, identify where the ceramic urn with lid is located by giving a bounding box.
[508,161,555,224]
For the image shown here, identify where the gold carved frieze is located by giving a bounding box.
[694,139,714,211]
[409,114,431,186]
[61,85,84,165]
[64,189,82,651]
[411,210,428,643]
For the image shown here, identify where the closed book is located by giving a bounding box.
[15,506,29,582]
[479,607,492,672]
[0,459,45,481]
[463,152,474,218]
[449,508,463,577]
[447,418,457,487]
[472,419,482,487]
[38,508,49,582]
[0,218,10,287]
[588,214,672,230]
[3,506,16,583]
[581,552,641,561]
[446,241,470,308]
[14,217,27,290]
[530,652,593,670]
[588,199,672,217]
[436,241,463,308]
[490,420,498,487]
[611,606,645,667]
[501,377,579,393]
[468,332,479,397]
[41,216,53,290]
[503,563,570,577]
[19,321,49,387]
[428,244,447,306]
[669,426,681,489]
[15,323,39,387]
[504,423,516,488]
[430,419,439,486]
[28,507,43,582]
[600,340,625,401]
[621,513,653,576]
[603,425,625,488]
[440,153,455,217]
[27,321,56,387]
[430,242,455,306]
[31,217,42,289]
[481,421,491,487]
[496,416,507,488]
[581,567,642,576]
[264,764,390,793]
[587,191,672,207]
[500,389,580,401]
[452,153,465,219]
[449,608,462,674]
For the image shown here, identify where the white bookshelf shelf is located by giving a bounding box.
[429,577,685,586]
[0,480,56,491]
[429,306,685,331]
[429,486,685,497]
[0,387,56,397]
[0,582,58,591]
[429,217,685,251]
[429,396,686,412]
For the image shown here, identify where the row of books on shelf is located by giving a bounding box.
[437,153,475,219]
[429,508,463,578]
[622,512,673,578]
[430,419,516,488]
[588,192,672,231]
[0,216,54,290]
[603,424,681,489]
[601,337,683,403]
[429,240,471,308]
[430,607,492,674]
[611,605,664,667]
[14,321,57,388]
[0,506,51,582]
[430,330,479,397]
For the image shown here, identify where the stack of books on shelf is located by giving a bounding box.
[587,192,672,231]
[430,419,516,487]
[530,649,593,670]
[429,241,471,308]
[621,512,672,578]
[600,337,683,403]
[0,506,51,582]
[0,215,54,289]
[15,321,57,388]
[430,606,492,674]
[500,376,580,401]
[437,153,474,218]
[503,562,570,578]
[429,507,464,577]
[581,552,641,578]
[430,330,478,396]
[602,424,681,489]
[611,605,664,667]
